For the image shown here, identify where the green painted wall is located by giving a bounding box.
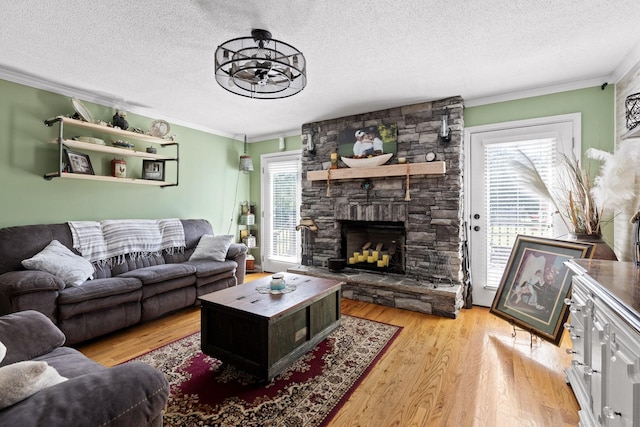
[0,79,249,236]
[465,85,616,162]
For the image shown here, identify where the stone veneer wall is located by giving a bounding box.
[300,96,465,283]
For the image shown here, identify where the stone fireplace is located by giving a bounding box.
[292,96,466,318]
[341,220,406,274]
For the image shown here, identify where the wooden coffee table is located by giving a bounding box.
[199,273,343,382]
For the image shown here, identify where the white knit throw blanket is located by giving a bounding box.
[68,219,185,265]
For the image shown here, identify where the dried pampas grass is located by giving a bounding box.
[587,141,640,215]
[513,142,640,236]
[512,152,602,235]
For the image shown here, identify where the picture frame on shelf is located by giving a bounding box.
[142,160,165,181]
[64,149,94,175]
[489,235,594,346]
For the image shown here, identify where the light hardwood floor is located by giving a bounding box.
[76,273,580,426]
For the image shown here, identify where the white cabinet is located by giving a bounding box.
[44,116,179,187]
[566,259,640,426]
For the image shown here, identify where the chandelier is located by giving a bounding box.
[214,29,307,99]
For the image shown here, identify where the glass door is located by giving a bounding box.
[465,115,580,307]
[260,151,302,273]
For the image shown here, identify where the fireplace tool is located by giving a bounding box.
[429,252,453,288]
[296,218,317,266]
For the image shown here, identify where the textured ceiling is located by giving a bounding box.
[2,1,640,141]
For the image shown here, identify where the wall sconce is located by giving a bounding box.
[239,135,254,173]
[279,137,286,151]
[439,109,451,144]
[306,128,316,154]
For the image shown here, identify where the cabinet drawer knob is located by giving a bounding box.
[602,406,622,419]
[563,322,573,330]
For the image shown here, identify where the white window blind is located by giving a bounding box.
[484,138,557,287]
[265,159,300,262]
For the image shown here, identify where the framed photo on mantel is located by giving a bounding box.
[337,124,398,158]
[490,235,594,346]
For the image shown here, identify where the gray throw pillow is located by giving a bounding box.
[22,240,94,287]
[189,235,234,262]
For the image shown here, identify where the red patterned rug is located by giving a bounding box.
[127,315,401,426]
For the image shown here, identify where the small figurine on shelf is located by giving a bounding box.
[112,109,129,130]
[240,201,250,215]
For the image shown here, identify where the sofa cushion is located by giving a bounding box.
[57,277,142,305]
[119,263,196,285]
[189,235,234,262]
[185,259,238,278]
[140,276,196,299]
[0,311,66,367]
[0,360,67,409]
[57,278,142,320]
[21,240,94,287]
[34,347,104,378]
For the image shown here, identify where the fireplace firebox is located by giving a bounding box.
[341,221,405,274]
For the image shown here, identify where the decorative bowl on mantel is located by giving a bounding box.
[341,153,393,168]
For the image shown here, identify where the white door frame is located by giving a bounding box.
[260,150,302,273]
[463,113,581,307]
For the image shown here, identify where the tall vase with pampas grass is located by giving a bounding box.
[588,141,640,262]
[512,147,639,261]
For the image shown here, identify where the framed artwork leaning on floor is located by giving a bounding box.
[490,235,594,345]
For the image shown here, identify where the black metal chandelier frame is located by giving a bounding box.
[214,29,307,99]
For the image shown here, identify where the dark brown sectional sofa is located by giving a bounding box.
[0,219,246,344]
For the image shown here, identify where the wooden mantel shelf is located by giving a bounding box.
[306,161,446,181]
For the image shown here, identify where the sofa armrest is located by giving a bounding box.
[0,271,63,321]
[0,362,169,427]
[0,311,66,366]
[0,270,65,295]
[226,243,248,284]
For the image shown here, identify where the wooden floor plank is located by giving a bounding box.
[75,274,580,426]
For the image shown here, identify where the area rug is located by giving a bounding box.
[126,315,401,427]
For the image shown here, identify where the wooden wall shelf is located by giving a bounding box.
[43,116,179,187]
[45,172,176,186]
[47,139,176,160]
[306,161,446,181]
[48,116,175,145]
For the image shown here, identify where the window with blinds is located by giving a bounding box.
[484,138,557,287]
[265,158,301,263]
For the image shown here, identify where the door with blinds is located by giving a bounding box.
[260,151,302,273]
[465,114,580,307]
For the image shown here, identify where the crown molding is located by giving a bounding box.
[611,40,640,84]
[0,64,237,139]
[464,76,611,108]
